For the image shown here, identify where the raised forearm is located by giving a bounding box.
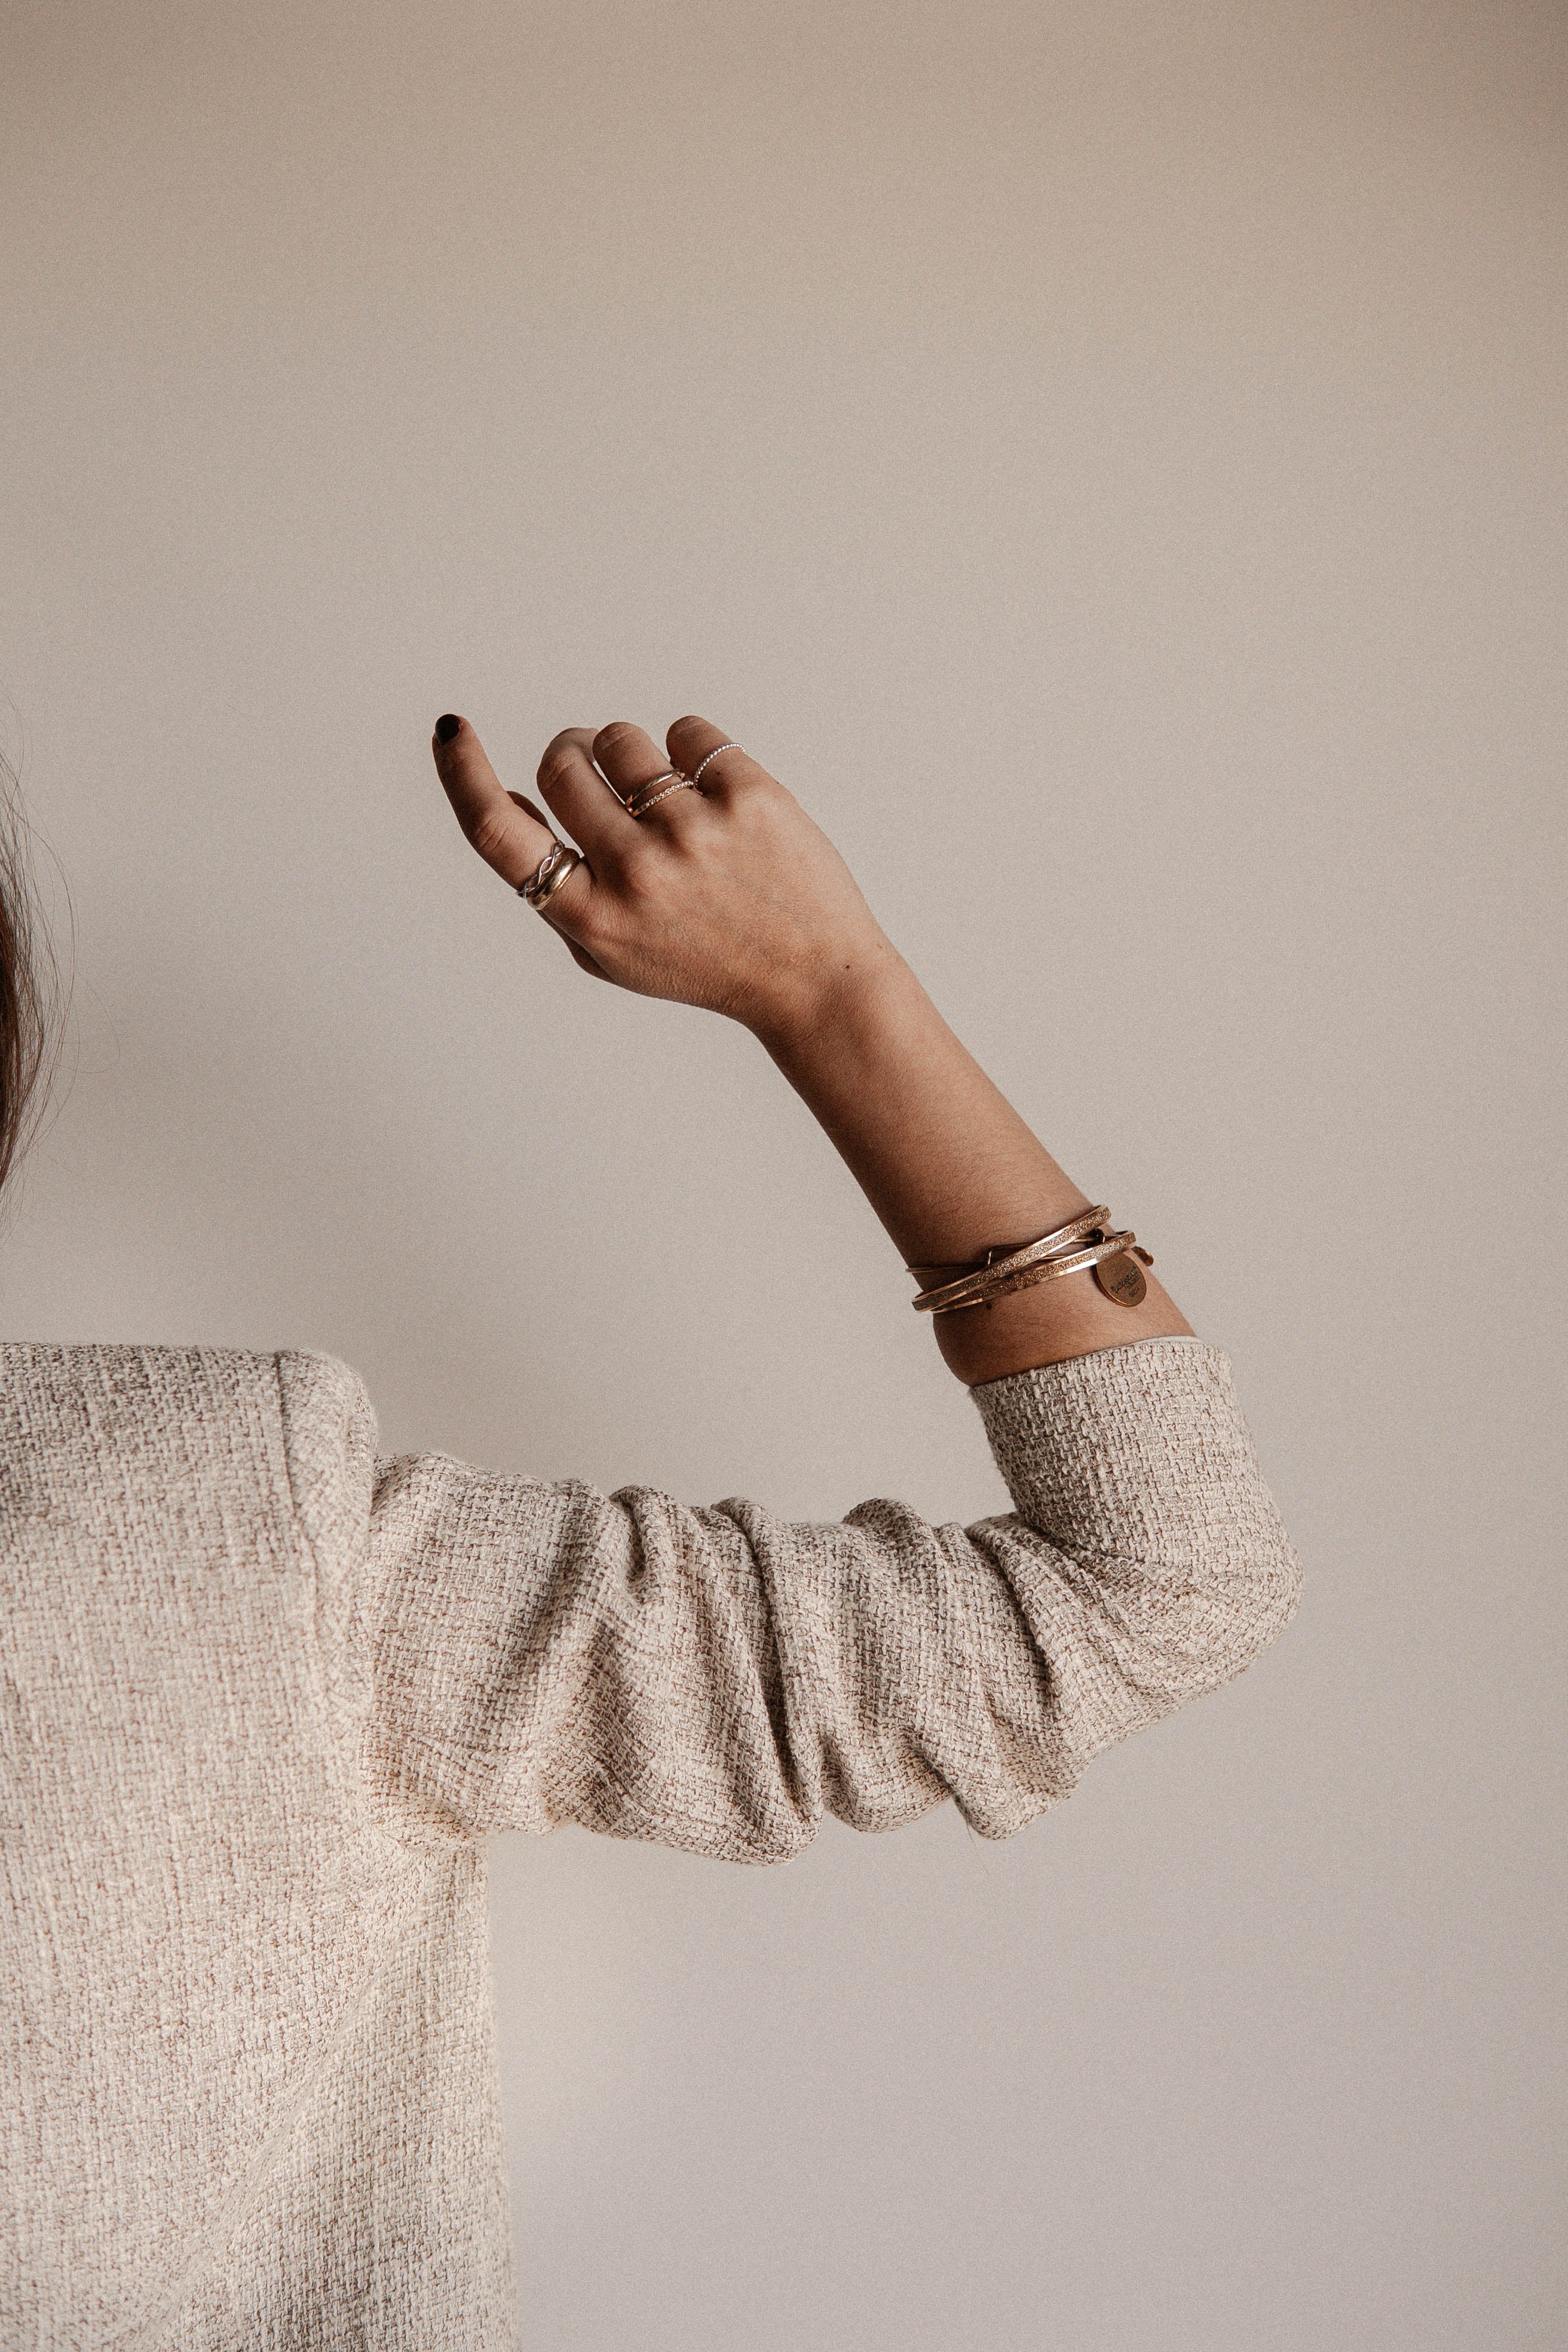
[754,943,1193,1384]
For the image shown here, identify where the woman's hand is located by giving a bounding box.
[433,713,893,1040]
[433,705,1194,1379]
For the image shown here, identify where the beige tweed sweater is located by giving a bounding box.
[0,1336,1300,2348]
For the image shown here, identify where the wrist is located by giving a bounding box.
[745,932,918,1059]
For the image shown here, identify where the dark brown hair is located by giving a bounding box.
[0,752,59,1199]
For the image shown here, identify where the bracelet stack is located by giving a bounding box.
[910,1207,1154,1315]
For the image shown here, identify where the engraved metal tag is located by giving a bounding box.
[1094,1252,1147,1307]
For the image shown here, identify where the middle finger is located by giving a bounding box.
[534,728,642,858]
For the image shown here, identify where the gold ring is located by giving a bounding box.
[519,840,581,909]
[624,772,696,819]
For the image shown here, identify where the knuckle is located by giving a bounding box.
[536,742,578,793]
[666,716,709,760]
[468,806,515,863]
[542,884,590,933]
[538,873,592,931]
[594,719,640,754]
[617,845,660,902]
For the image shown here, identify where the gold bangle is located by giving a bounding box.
[912,1226,1153,1314]
[910,1209,1108,1314]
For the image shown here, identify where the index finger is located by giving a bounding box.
[432,714,564,893]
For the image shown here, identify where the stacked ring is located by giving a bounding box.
[624,771,696,819]
[518,840,582,909]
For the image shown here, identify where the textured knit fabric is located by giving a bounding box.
[0,1337,1300,2348]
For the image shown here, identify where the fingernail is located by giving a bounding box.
[434,713,461,745]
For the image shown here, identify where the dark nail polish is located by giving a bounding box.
[434,713,461,745]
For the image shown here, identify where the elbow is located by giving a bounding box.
[1104,1517,1304,1718]
[1189,1527,1304,1698]
[1242,1539,1304,1659]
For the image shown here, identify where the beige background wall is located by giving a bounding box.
[2,2,1563,2344]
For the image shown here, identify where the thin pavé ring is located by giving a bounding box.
[688,743,742,786]
[623,771,697,819]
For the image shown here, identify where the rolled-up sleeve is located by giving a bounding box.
[322,1337,1300,1861]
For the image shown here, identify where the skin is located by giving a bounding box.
[433,713,1194,1386]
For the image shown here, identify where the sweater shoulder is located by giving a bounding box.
[0,1341,383,1727]
[0,1339,293,1484]
[273,1348,379,1567]
[0,1339,376,1552]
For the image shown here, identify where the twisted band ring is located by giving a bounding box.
[519,840,582,909]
